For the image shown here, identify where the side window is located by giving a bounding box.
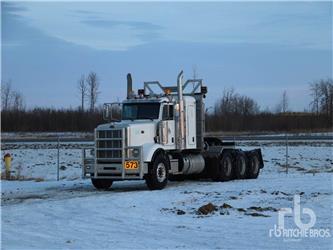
[162,105,174,120]
[168,105,174,120]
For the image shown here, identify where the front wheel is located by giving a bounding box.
[145,154,169,190]
[91,178,113,190]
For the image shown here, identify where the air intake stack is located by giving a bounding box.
[127,73,133,99]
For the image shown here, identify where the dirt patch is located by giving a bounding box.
[161,207,187,215]
[221,203,233,209]
[245,212,270,217]
[271,191,290,196]
[248,206,278,212]
[176,209,186,215]
[197,203,217,215]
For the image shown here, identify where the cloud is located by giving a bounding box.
[73,9,99,15]
[81,18,163,43]
[6,2,331,51]
[1,2,27,13]
[82,19,162,31]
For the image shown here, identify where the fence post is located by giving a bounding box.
[285,133,289,174]
[57,136,60,181]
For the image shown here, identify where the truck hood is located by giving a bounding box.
[96,120,157,146]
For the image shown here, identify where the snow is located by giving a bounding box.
[1,140,332,249]
[1,142,93,181]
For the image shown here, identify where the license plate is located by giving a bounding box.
[124,160,139,169]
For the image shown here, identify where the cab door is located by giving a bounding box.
[160,104,175,146]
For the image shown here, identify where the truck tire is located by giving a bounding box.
[146,154,169,190]
[234,151,247,179]
[246,152,260,179]
[212,151,234,182]
[91,178,113,190]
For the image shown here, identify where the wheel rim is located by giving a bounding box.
[156,163,166,182]
[239,157,246,176]
[222,157,232,176]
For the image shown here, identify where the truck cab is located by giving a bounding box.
[83,71,264,190]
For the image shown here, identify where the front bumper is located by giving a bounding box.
[82,146,148,180]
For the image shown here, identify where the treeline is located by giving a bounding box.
[207,79,332,132]
[2,107,330,132]
[206,113,331,132]
[1,108,103,132]
[1,78,332,132]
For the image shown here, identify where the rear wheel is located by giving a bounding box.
[234,151,247,179]
[246,153,260,179]
[212,151,234,182]
[145,154,169,190]
[91,178,113,190]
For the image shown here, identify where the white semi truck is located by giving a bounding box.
[82,71,264,190]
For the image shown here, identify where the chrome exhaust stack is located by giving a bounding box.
[127,73,133,99]
[177,70,185,150]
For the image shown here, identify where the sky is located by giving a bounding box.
[1,1,332,111]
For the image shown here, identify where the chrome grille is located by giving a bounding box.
[98,130,122,139]
[96,129,123,163]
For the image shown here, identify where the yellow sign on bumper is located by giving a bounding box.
[124,160,139,170]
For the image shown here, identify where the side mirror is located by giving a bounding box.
[103,103,121,122]
[103,103,111,121]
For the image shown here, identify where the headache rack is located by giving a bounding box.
[142,79,207,98]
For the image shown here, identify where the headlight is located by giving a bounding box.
[132,148,140,158]
[127,148,140,158]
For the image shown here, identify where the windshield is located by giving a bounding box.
[122,103,161,120]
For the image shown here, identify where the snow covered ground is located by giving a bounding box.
[1,141,93,181]
[1,140,332,249]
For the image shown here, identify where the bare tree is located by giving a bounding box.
[241,96,260,115]
[1,81,12,110]
[318,79,333,117]
[309,79,333,117]
[86,72,100,112]
[215,88,235,115]
[215,88,259,116]
[282,90,288,113]
[310,82,320,115]
[1,81,25,111]
[77,75,87,111]
[275,90,289,113]
[12,91,25,111]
